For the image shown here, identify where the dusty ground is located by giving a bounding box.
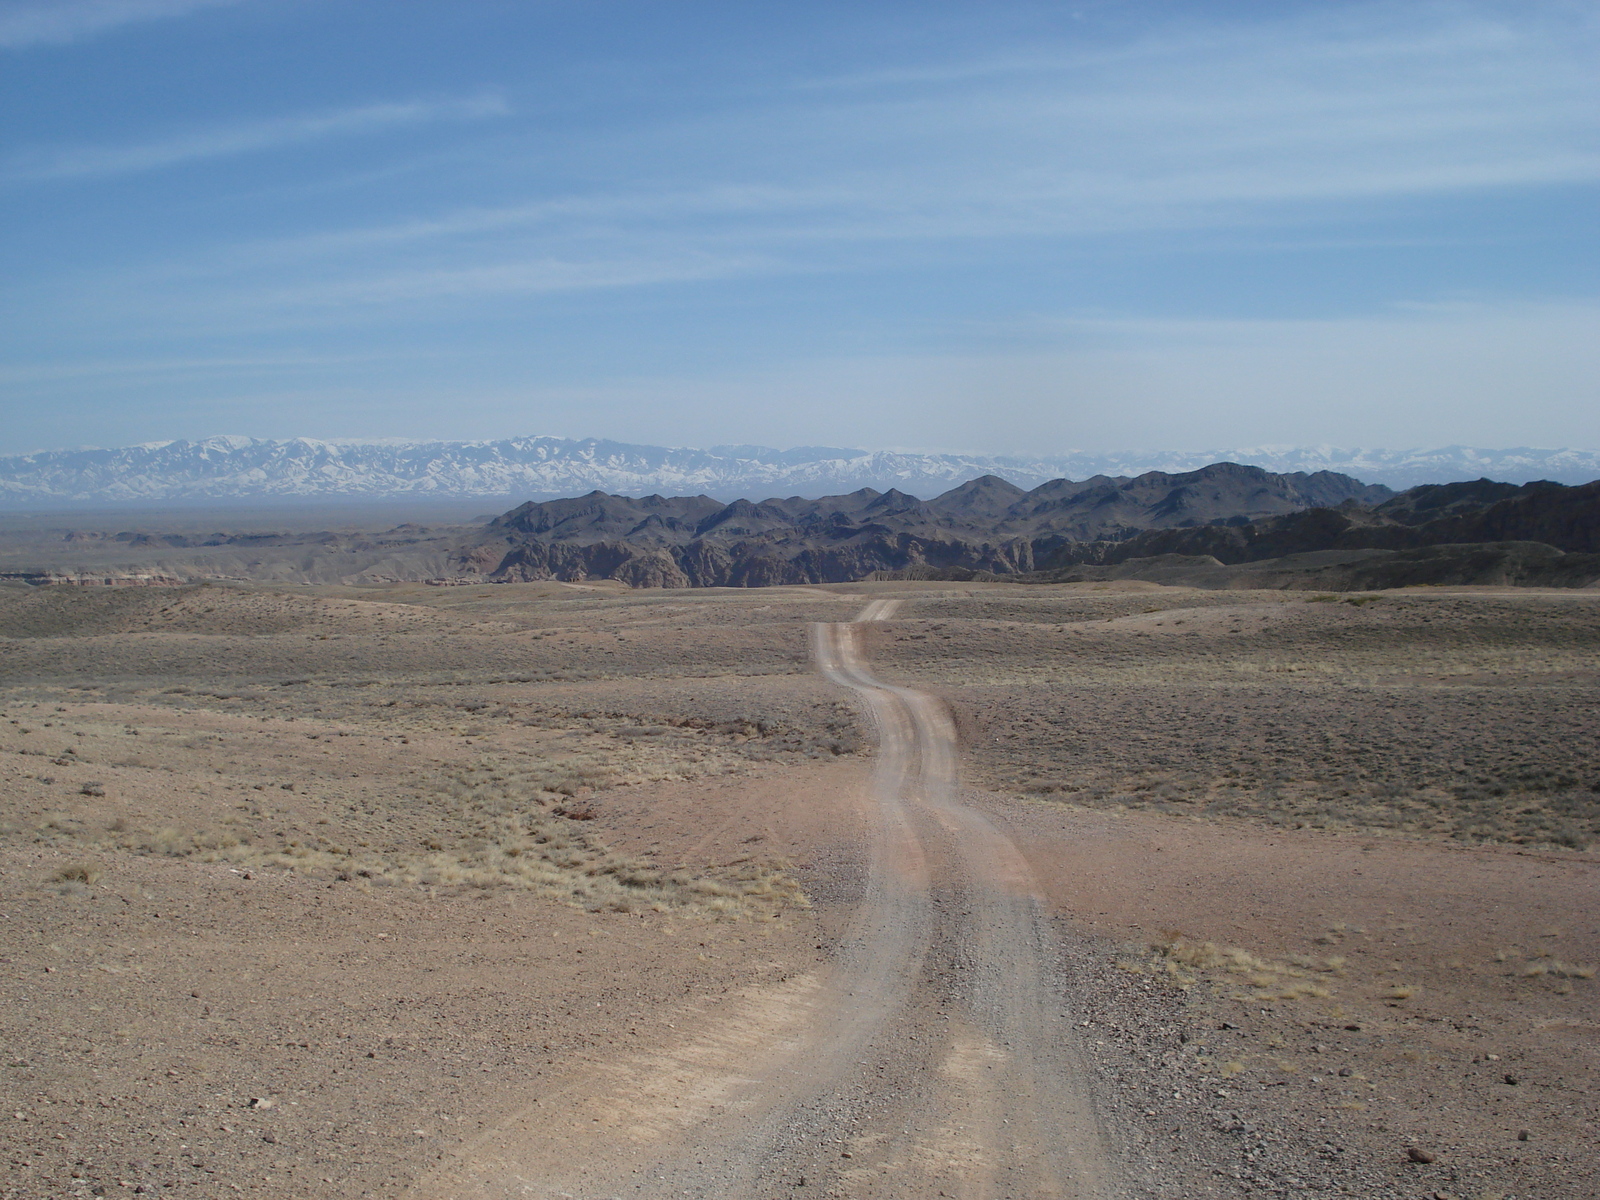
[1,576,1596,1198]
[0,506,492,587]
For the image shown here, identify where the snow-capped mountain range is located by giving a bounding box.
[1,436,1596,507]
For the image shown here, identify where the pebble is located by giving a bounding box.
[1406,1146,1436,1163]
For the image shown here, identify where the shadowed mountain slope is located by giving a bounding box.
[1042,479,1600,568]
[968,478,1600,590]
[457,464,1389,587]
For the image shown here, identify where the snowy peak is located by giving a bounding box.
[0,436,1596,507]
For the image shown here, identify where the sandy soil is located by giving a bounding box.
[2,577,1596,1198]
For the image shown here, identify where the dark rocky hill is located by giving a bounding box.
[975,478,1600,590]
[1040,479,1600,568]
[11,467,1594,590]
[456,463,1389,587]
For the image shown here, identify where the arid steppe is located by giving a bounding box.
[2,577,1597,1198]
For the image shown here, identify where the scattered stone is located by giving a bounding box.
[1406,1146,1436,1164]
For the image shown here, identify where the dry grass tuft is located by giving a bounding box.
[1148,934,1341,1001]
[52,860,104,885]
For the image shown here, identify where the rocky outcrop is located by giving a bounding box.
[1040,479,1600,570]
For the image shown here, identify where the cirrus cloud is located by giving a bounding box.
[3,93,511,183]
[0,0,243,49]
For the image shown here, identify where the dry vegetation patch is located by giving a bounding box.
[870,586,1600,849]
[2,695,810,918]
[0,573,855,1200]
[0,581,872,923]
[1142,934,1344,1003]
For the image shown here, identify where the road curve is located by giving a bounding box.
[809,602,1112,1199]
[415,600,1113,1199]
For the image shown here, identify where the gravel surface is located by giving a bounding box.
[3,577,1595,1198]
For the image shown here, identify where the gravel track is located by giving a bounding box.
[420,600,1114,1199]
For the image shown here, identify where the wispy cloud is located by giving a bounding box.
[4,94,510,182]
[219,185,846,264]
[771,8,1600,225]
[9,4,1598,339]
[0,350,387,384]
[0,0,241,48]
[251,249,778,308]
[169,4,1599,312]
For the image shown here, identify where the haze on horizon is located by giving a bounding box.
[2,0,1597,459]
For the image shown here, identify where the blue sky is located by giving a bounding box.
[1,0,1597,456]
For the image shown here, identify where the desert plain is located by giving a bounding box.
[1,575,1597,1199]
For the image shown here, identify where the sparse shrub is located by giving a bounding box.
[53,861,104,884]
[1149,935,1344,1001]
[551,802,597,821]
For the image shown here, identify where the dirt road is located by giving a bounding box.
[11,579,1595,1199]
[418,601,1114,1199]
[806,602,1112,1198]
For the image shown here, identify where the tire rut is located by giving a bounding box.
[415,601,1114,1199]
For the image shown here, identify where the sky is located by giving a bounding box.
[1,0,1597,457]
